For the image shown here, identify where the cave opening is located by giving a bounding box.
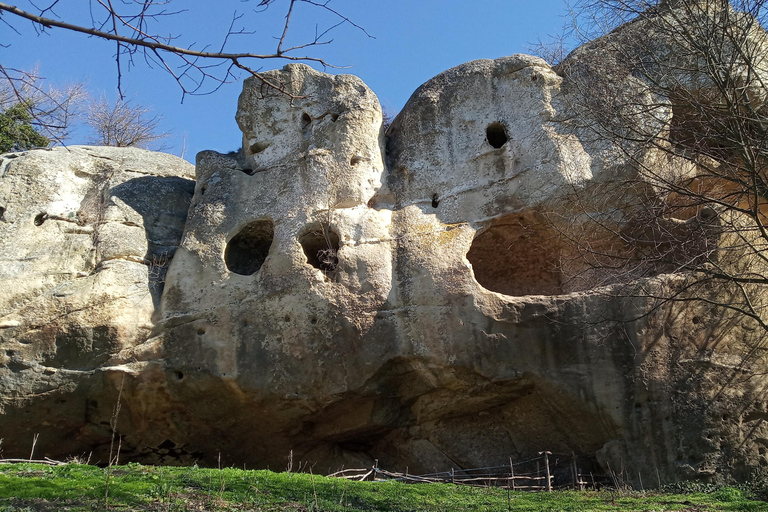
[467,212,563,296]
[224,219,274,275]
[300,225,340,273]
[486,122,509,149]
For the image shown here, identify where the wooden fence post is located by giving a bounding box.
[571,452,577,490]
[540,451,552,492]
[509,457,516,491]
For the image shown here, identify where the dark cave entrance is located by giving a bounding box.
[224,219,274,275]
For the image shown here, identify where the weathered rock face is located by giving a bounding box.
[0,146,194,460]
[2,6,768,485]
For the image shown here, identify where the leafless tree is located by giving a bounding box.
[527,32,572,66]
[86,95,168,149]
[532,3,768,484]
[548,0,768,336]
[0,65,87,144]
[0,1,370,100]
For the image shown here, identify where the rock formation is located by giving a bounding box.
[2,3,768,487]
[0,146,194,459]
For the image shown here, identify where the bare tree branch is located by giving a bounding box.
[0,1,371,100]
[547,0,768,347]
[86,95,169,149]
[0,64,87,145]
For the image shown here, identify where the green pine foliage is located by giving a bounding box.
[0,102,50,153]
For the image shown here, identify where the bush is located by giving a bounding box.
[713,487,743,502]
[0,102,50,153]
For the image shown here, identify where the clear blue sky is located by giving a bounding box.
[2,1,571,161]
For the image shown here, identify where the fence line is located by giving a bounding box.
[328,451,611,492]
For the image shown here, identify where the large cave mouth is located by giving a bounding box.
[467,212,564,296]
[224,219,274,275]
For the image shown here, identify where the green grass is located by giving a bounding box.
[0,462,767,511]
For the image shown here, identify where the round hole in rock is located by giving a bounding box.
[175,371,184,381]
[486,122,509,149]
[299,225,340,272]
[34,212,48,226]
[431,193,440,208]
[224,219,275,275]
[467,211,564,296]
[301,113,312,129]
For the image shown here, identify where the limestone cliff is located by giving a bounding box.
[2,6,768,487]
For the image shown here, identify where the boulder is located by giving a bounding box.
[0,146,194,460]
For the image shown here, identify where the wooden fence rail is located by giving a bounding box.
[328,450,611,493]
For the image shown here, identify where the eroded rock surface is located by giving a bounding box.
[2,4,768,485]
[0,146,194,460]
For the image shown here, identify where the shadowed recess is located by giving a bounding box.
[300,225,340,272]
[225,219,275,275]
[486,122,509,149]
[467,212,563,296]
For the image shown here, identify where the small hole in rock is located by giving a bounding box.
[486,122,509,149]
[698,207,717,222]
[310,317,318,325]
[692,316,700,325]
[200,185,207,195]
[331,113,339,122]
[284,315,291,323]
[0,206,5,219]
[431,194,440,208]
[197,328,205,336]
[34,212,48,226]
[240,168,256,176]
[301,113,312,129]
[299,225,340,273]
[350,155,364,165]
[175,371,184,381]
[158,439,176,450]
[225,219,275,275]
[249,141,270,154]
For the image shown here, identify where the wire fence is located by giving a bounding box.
[328,451,612,492]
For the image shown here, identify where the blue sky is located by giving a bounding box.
[2,1,571,161]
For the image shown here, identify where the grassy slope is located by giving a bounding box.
[1,463,767,511]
